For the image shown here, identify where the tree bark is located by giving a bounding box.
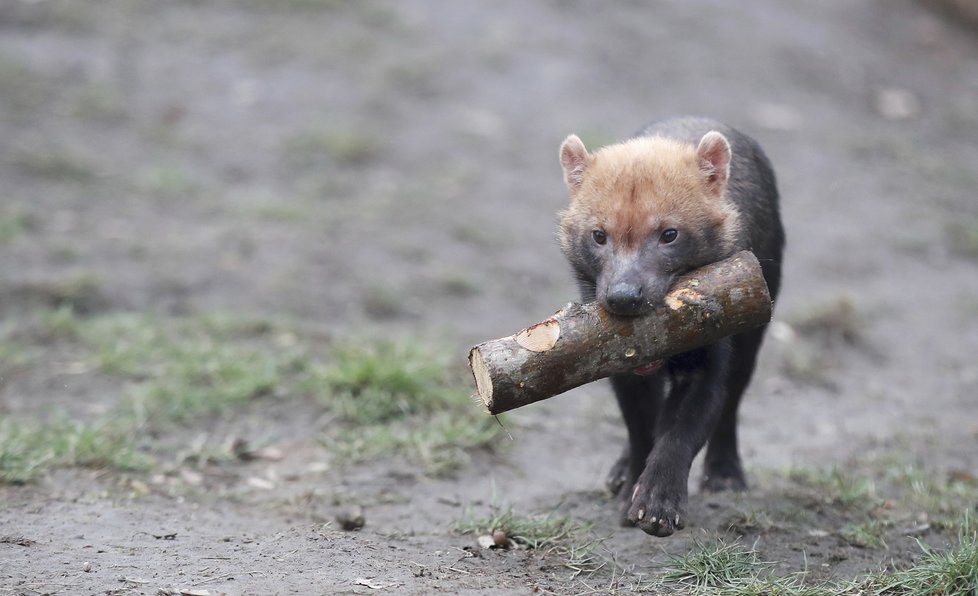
[468,251,773,415]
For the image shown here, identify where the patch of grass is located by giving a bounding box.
[639,522,978,594]
[315,341,451,424]
[31,308,304,424]
[766,500,820,528]
[332,410,500,476]
[840,518,889,549]
[644,525,978,595]
[786,449,978,535]
[631,459,978,594]
[172,432,246,469]
[78,313,305,423]
[647,536,827,595]
[851,514,978,595]
[876,460,978,531]
[722,508,779,535]
[5,311,499,482]
[0,417,148,484]
[660,536,764,592]
[788,465,877,508]
[454,504,587,549]
[1,310,310,484]
[311,340,502,475]
[1,310,308,484]
[780,453,978,551]
[454,504,606,574]
[892,518,978,595]
[36,303,85,339]
[130,346,282,423]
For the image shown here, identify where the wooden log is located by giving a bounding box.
[468,251,772,415]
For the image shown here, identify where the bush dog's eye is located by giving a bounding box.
[592,229,607,245]
[660,228,678,244]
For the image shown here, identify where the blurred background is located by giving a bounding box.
[2,0,978,591]
[3,0,977,454]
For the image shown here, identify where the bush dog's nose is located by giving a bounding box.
[605,282,645,316]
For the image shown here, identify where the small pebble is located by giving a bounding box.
[492,528,508,548]
[336,506,365,531]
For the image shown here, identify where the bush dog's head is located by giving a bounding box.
[558,132,743,316]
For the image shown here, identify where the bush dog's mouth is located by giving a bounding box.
[633,360,664,376]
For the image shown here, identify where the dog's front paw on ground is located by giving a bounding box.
[625,482,686,537]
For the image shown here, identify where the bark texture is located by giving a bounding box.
[469,251,773,415]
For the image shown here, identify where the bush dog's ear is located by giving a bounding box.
[559,134,589,193]
[696,131,731,197]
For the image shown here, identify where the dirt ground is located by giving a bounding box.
[2,1,978,594]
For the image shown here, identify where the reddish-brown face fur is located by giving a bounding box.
[558,133,743,313]
[559,136,740,255]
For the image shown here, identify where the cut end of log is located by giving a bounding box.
[468,347,494,410]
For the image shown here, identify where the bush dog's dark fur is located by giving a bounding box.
[557,117,784,537]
